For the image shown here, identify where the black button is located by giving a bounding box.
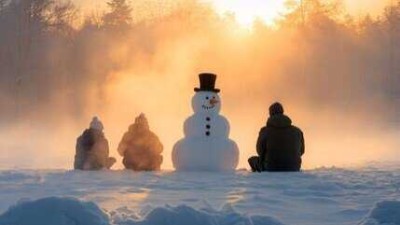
[206,131,210,136]
[206,125,211,129]
[206,117,210,121]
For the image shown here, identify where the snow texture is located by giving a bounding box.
[360,201,400,225]
[172,91,239,171]
[0,197,108,225]
[117,205,285,225]
[0,197,284,225]
[0,166,399,225]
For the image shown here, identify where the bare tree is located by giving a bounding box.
[103,0,132,30]
[383,0,400,97]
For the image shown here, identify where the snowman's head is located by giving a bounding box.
[192,91,221,114]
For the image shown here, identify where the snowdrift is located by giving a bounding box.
[117,205,285,225]
[0,197,285,225]
[0,197,108,225]
[0,167,399,225]
[360,200,400,225]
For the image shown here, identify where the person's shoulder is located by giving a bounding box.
[291,125,304,134]
[259,126,268,133]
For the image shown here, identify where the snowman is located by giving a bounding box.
[172,73,239,171]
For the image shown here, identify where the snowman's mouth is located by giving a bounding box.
[202,104,215,110]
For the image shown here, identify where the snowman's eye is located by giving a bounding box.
[212,96,216,99]
[206,96,209,100]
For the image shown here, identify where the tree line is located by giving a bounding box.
[0,0,399,127]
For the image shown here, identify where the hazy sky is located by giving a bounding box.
[345,0,389,16]
[1,0,398,170]
[74,0,389,19]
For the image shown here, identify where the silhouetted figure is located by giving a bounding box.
[248,102,305,172]
[74,117,116,170]
[118,113,163,171]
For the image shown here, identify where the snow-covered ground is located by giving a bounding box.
[0,166,399,225]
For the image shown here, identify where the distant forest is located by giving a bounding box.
[0,0,399,126]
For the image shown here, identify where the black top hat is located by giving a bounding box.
[194,73,220,93]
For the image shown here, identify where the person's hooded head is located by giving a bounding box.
[267,102,292,128]
[269,102,284,116]
[90,116,104,131]
[130,113,150,132]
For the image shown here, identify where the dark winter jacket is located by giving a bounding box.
[257,114,305,171]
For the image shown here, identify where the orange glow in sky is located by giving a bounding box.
[210,0,287,27]
[74,0,388,27]
[1,0,397,170]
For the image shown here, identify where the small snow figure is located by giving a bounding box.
[172,73,239,171]
[117,113,163,171]
[74,117,116,170]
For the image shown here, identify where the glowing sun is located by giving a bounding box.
[211,0,288,27]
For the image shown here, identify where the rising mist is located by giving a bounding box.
[0,0,399,169]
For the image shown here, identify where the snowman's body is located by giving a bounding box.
[172,90,239,171]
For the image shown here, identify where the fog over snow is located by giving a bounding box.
[0,1,399,225]
[0,0,399,170]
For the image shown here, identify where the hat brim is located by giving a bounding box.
[194,88,220,93]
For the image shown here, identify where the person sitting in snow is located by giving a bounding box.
[248,102,305,172]
[74,117,116,170]
[117,113,163,171]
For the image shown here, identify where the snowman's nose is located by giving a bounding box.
[210,99,219,105]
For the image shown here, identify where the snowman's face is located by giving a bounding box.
[192,91,221,114]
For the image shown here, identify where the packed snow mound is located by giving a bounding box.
[0,197,109,225]
[172,89,239,171]
[0,197,285,225]
[119,205,285,225]
[1,167,399,225]
[360,201,400,225]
